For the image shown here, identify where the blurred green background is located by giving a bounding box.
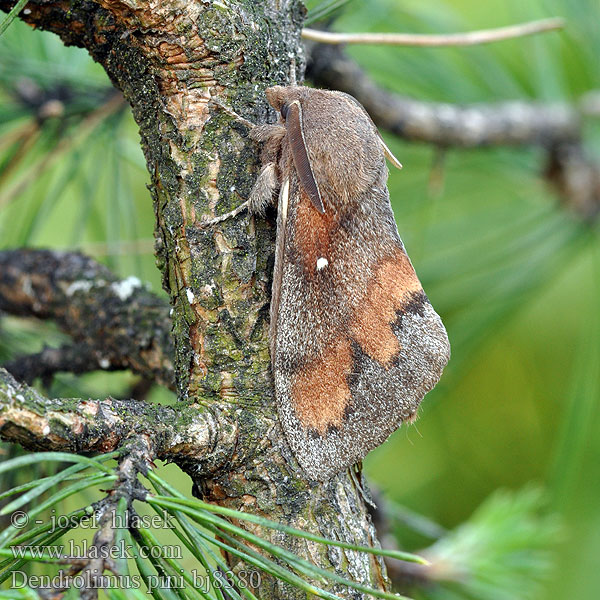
[1,0,598,598]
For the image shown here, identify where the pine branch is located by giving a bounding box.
[0,367,234,467]
[0,249,175,389]
[307,43,581,148]
[302,17,564,47]
[306,43,600,218]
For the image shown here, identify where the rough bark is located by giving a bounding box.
[0,367,228,466]
[0,249,174,388]
[0,1,389,597]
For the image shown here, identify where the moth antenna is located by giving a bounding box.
[285,101,325,213]
[209,98,256,130]
[378,133,403,169]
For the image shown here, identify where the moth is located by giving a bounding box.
[215,86,450,481]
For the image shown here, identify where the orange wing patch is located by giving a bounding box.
[290,337,352,433]
[293,189,336,271]
[351,246,423,365]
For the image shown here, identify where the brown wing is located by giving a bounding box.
[273,178,450,480]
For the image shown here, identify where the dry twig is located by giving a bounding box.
[302,17,564,47]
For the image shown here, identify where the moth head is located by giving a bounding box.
[265,86,301,118]
[264,86,392,208]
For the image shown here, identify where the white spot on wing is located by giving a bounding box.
[316,257,328,270]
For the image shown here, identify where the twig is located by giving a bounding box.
[0,367,233,466]
[4,343,121,386]
[306,43,580,148]
[302,17,564,47]
[545,143,600,220]
[306,43,600,219]
[0,249,175,390]
[77,442,151,600]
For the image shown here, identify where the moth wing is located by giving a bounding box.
[338,90,403,169]
[272,182,449,481]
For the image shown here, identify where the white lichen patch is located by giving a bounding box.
[170,433,183,446]
[65,279,106,296]
[186,288,195,304]
[66,280,94,296]
[186,419,211,447]
[110,276,142,301]
[42,425,50,436]
[22,276,34,298]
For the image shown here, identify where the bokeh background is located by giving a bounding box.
[1,0,598,598]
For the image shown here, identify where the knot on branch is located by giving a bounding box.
[546,143,600,220]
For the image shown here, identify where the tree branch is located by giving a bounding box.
[306,43,600,218]
[0,366,236,467]
[0,249,175,389]
[302,17,564,47]
[307,43,580,148]
[4,343,117,386]
[77,441,151,600]
[545,142,600,220]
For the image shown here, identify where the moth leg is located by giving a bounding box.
[248,162,279,216]
[200,163,278,227]
[200,115,283,227]
[200,199,250,227]
[250,123,286,145]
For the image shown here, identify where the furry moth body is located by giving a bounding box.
[247,86,450,481]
